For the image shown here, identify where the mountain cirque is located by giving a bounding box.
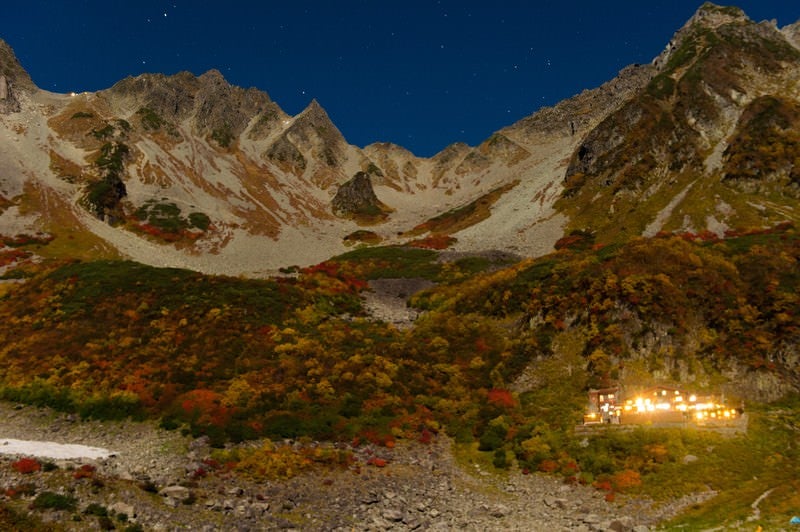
[2,4,799,277]
[1,3,800,531]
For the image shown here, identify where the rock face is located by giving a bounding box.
[106,69,277,145]
[0,38,34,113]
[331,171,384,218]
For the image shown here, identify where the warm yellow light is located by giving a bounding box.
[696,412,705,420]
[677,404,687,411]
[689,395,697,402]
[723,410,731,418]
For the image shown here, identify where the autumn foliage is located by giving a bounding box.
[0,226,797,486]
[11,458,41,474]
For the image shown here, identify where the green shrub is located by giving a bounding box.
[137,107,165,130]
[83,503,108,517]
[211,126,234,148]
[188,212,211,231]
[32,492,77,511]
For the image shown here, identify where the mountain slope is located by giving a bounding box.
[2,3,800,276]
[560,3,800,242]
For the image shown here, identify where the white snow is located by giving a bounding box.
[0,438,114,459]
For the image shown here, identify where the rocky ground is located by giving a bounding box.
[0,401,716,531]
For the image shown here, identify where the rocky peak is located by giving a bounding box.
[559,4,800,243]
[289,99,345,143]
[689,3,748,29]
[0,39,34,113]
[107,69,275,144]
[783,20,800,49]
[331,171,384,218]
[192,70,274,144]
[652,3,749,71]
[275,99,348,171]
[107,71,203,122]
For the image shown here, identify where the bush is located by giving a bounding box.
[188,212,211,231]
[493,449,509,469]
[83,503,108,517]
[31,492,77,511]
[11,458,41,474]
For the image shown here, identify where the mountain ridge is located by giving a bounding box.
[1,3,800,276]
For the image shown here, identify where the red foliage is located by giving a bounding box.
[179,388,234,427]
[358,429,395,447]
[474,337,490,353]
[418,428,433,444]
[301,261,369,293]
[554,234,584,250]
[593,478,613,491]
[201,458,221,470]
[11,457,41,474]
[367,457,388,467]
[487,388,516,409]
[560,461,580,476]
[0,248,30,267]
[73,464,96,479]
[407,235,457,250]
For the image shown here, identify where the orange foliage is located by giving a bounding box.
[367,457,388,467]
[538,459,559,473]
[179,389,234,427]
[610,469,642,491]
[487,388,516,409]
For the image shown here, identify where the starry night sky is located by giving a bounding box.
[3,1,799,156]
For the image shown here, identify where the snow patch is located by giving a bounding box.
[0,438,114,459]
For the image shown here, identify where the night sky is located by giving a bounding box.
[3,2,799,156]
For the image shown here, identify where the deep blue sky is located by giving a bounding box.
[3,2,799,156]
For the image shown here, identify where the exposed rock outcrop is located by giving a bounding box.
[331,171,386,218]
[0,38,34,113]
[106,69,274,143]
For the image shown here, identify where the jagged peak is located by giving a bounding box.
[197,68,228,87]
[0,38,35,91]
[692,3,748,24]
[290,98,343,140]
[297,98,329,120]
